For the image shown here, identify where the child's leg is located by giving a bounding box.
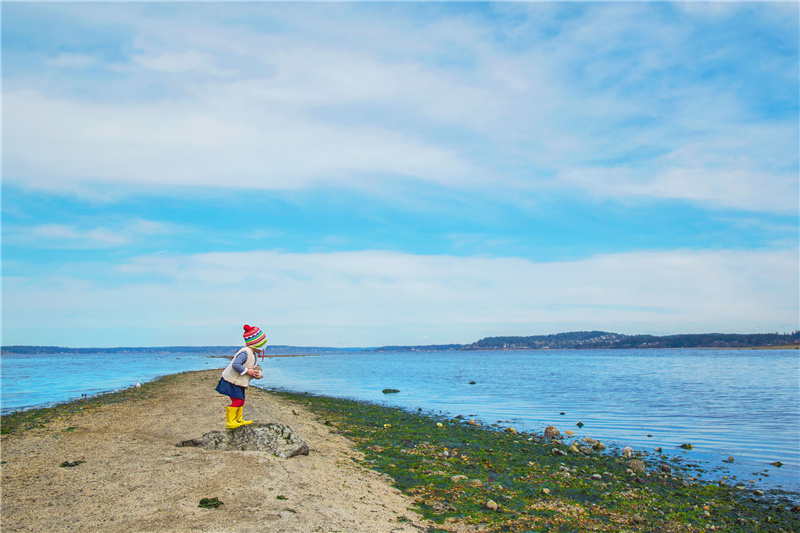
[230,398,245,408]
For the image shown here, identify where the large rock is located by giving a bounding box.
[544,425,560,439]
[179,423,309,458]
[626,459,646,474]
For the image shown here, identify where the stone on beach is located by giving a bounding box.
[544,425,560,439]
[622,446,634,458]
[626,459,646,474]
[179,422,310,458]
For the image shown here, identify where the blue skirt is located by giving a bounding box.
[215,378,245,400]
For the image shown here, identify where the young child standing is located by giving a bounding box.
[215,324,266,429]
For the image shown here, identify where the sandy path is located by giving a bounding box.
[1,370,430,532]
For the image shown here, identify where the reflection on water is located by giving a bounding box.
[2,348,798,492]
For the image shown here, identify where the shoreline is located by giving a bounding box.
[3,371,798,532]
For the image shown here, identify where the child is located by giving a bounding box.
[215,324,266,429]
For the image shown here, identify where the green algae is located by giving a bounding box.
[198,497,224,509]
[273,390,800,533]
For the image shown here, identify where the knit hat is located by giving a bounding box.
[243,324,267,349]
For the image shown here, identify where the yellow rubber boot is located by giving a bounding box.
[226,406,243,429]
[236,406,253,426]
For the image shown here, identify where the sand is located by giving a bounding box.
[0,370,431,532]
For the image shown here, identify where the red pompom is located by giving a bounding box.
[243,324,250,331]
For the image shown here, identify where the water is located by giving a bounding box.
[254,349,800,493]
[0,351,228,414]
[1,348,798,493]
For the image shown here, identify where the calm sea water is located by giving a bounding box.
[2,348,798,493]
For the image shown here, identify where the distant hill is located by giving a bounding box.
[375,330,800,351]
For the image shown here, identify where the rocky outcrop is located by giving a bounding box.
[179,423,309,458]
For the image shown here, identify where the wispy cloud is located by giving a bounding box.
[3,220,179,249]
[3,3,796,212]
[5,248,796,346]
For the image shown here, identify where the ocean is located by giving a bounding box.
[2,348,798,493]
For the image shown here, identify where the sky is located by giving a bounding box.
[2,1,798,348]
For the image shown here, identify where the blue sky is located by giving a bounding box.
[2,2,798,348]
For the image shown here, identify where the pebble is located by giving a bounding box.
[484,499,498,511]
[622,446,634,458]
[632,514,645,524]
[660,464,672,473]
[541,488,550,495]
[544,426,560,439]
[592,441,606,452]
[568,443,580,454]
[565,430,574,436]
[450,475,467,483]
[552,448,567,457]
[591,474,602,480]
[626,459,646,474]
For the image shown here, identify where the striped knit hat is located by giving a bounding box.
[243,324,267,349]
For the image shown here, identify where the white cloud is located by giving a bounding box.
[3,219,179,249]
[3,2,796,214]
[3,89,470,192]
[4,248,797,346]
[46,52,97,69]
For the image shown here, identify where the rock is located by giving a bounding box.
[592,441,606,452]
[544,426,560,439]
[469,381,477,385]
[724,456,735,463]
[468,479,484,488]
[632,514,646,524]
[552,448,568,457]
[591,474,602,480]
[654,447,662,453]
[484,499,498,511]
[660,464,672,473]
[382,389,400,394]
[679,443,694,450]
[565,430,574,436]
[579,446,593,454]
[626,459,646,474]
[505,427,518,434]
[180,423,309,458]
[754,490,765,496]
[622,446,634,458]
[451,475,468,483]
[770,461,783,467]
[576,421,584,428]
[541,488,550,495]
[469,419,477,426]
[568,443,580,454]
[581,437,596,444]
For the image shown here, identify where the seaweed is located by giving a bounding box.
[271,389,800,533]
